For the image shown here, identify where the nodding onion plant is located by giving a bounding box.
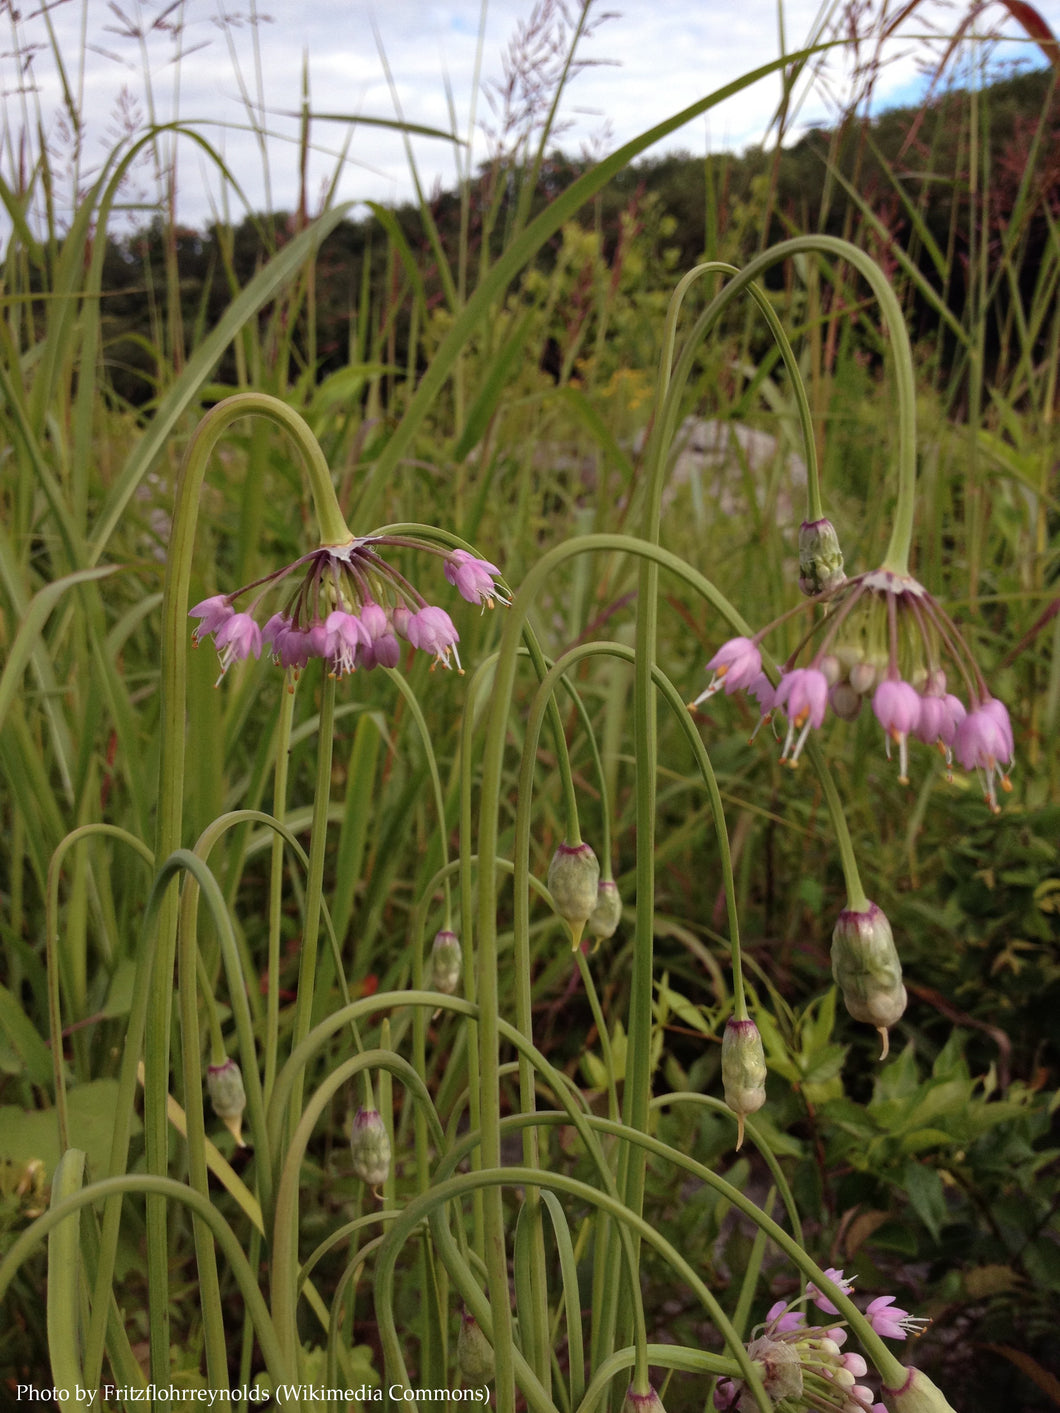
[2,234,981,1413]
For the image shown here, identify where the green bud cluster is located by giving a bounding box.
[206,1058,247,1146]
[546,841,600,951]
[883,1367,959,1413]
[457,1309,495,1383]
[721,1016,767,1150]
[619,1386,667,1413]
[350,1107,392,1190]
[586,879,623,944]
[431,929,462,996]
[798,517,846,596]
[831,901,907,1055]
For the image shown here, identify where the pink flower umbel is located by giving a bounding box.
[694,564,1015,809]
[190,531,508,685]
[715,1275,930,1413]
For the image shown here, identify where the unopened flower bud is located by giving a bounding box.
[431,929,462,995]
[586,879,622,945]
[798,518,846,597]
[722,1016,767,1150]
[620,1385,667,1413]
[350,1107,391,1190]
[457,1309,494,1383]
[546,841,600,951]
[206,1058,247,1146]
[831,902,907,1056]
[850,659,880,696]
[883,1367,959,1413]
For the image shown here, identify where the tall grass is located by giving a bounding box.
[1,2,1058,1409]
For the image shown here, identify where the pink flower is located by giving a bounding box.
[765,1300,806,1334]
[806,1266,854,1315]
[866,1295,928,1340]
[774,667,829,765]
[189,595,233,644]
[405,605,461,669]
[358,603,401,670]
[872,678,921,783]
[324,610,368,676]
[276,625,314,671]
[955,697,1014,811]
[691,636,763,707]
[212,612,262,679]
[712,1378,738,1410]
[444,549,508,607]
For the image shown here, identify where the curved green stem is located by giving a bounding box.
[151,392,354,1379]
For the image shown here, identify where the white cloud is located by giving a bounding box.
[0,0,1049,232]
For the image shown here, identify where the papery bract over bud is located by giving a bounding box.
[350,1107,392,1190]
[206,1058,247,1146]
[546,841,600,951]
[586,879,623,944]
[620,1385,667,1413]
[831,901,907,1056]
[457,1308,495,1383]
[883,1367,959,1413]
[721,1016,767,1150]
[798,517,846,596]
[431,929,462,995]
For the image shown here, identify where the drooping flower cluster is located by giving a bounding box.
[190,537,509,685]
[691,568,1014,810]
[714,1270,928,1413]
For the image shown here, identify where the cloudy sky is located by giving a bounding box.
[1,0,1051,231]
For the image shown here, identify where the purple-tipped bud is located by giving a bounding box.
[457,1308,495,1383]
[798,517,846,596]
[586,879,623,944]
[350,1107,392,1189]
[721,1016,767,1150]
[546,841,600,951]
[620,1386,667,1413]
[206,1058,247,1146]
[882,1367,959,1412]
[831,902,907,1054]
[430,929,462,995]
